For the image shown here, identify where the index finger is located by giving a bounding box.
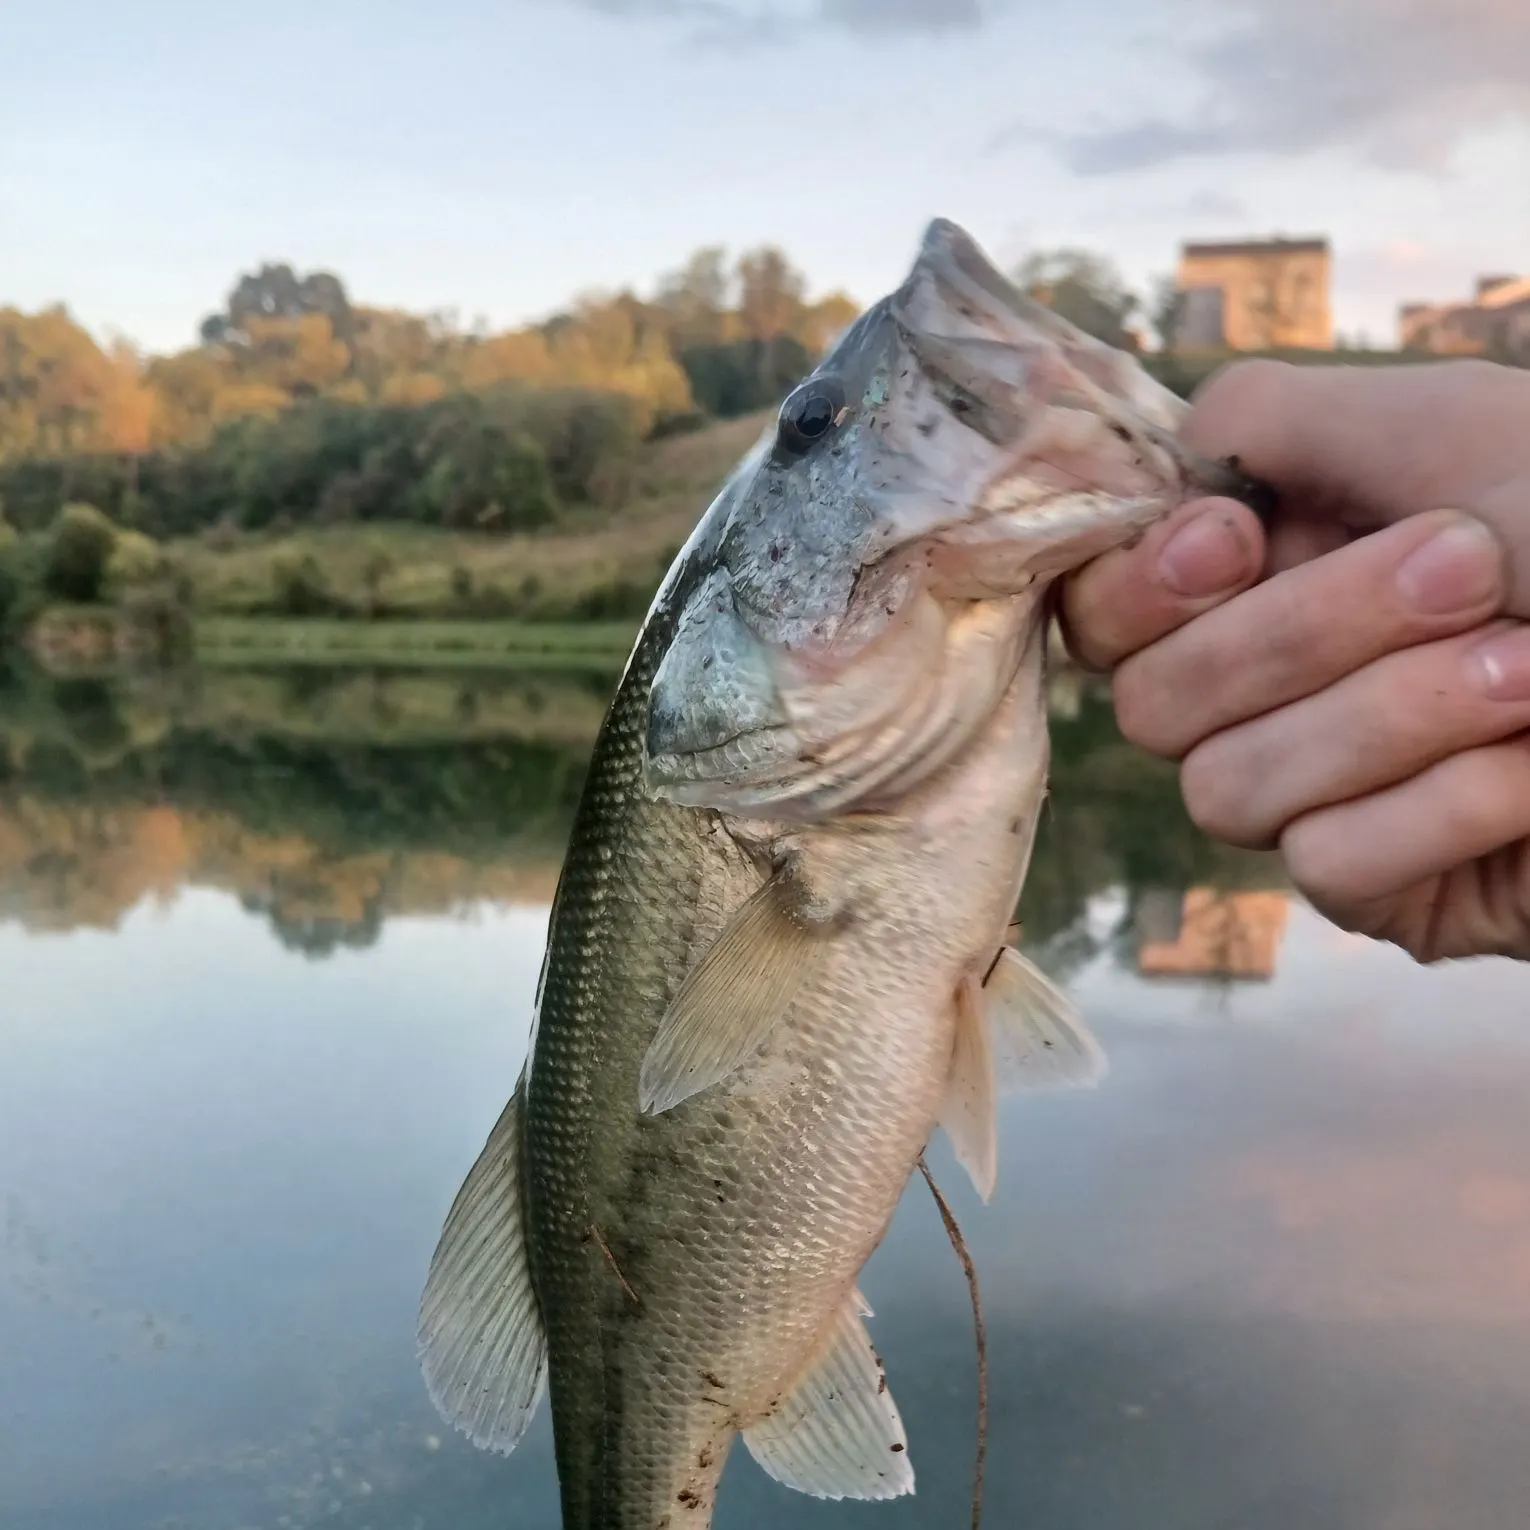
[1185,357,1530,527]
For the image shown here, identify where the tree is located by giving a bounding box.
[1013,248,1141,351]
[0,306,150,461]
[201,263,354,346]
[736,247,807,342]
[1149,276,1187,353]
[655,247,733,349]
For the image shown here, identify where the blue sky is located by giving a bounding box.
[2,0,1526,353]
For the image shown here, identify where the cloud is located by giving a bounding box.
[1004,0,1530,175]
[561,0,988,39]
[819,0,984,32]
[1179,188,1246,220]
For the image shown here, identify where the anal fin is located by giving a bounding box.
[417,1071,547,1455]
[742,1291,914,1501]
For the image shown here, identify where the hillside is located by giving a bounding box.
[11,411,773,668]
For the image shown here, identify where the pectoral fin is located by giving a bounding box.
[940,946,1108,1201]
[639,871,831,1115]
[417,1073,547,1455]
[742,1290,914,1501]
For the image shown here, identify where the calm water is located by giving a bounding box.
[4,662,1530,1530]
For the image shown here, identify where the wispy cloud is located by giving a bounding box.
[998,0,1530,175]
[561,0,989,41]
[1179,188,1247,220]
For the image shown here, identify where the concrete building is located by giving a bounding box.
[1398,274,1530,360]
[1136,888,1291,981]
[1170,237,1333,352]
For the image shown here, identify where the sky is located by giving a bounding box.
[2,0,1526,354]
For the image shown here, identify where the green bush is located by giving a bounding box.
[45,503,118,603]
[102,529,164,600]
[271,551,337,616]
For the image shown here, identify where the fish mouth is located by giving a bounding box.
[895,219,1278,523]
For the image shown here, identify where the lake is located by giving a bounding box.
[4,660,1530,1530]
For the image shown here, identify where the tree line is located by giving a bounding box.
[1,245,855,455]
[0,244,857,537]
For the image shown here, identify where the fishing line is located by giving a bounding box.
[917,1155,987,1530]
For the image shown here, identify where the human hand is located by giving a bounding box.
[1061,358,1530,962]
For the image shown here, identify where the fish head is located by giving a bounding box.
[643,218,1252,819]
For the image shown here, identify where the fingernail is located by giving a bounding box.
[1157,511,1255,598]
[1395,517,1501,615]
[1471,626,1530,701]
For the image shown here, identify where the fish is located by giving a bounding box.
[417,217,1267,1529]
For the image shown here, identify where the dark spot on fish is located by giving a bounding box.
[878,1373,888,1395]
[891,1442,906,1453]
[701,656,713,669]
[769,542,782,563]
[917,416,938,437]
[703,1371,724,1390]
[678,1489,700,1507]
[1109,423,1131,443]
[950,395,971,415]
[699,1446,714,1469]
[1009,818,1022,834]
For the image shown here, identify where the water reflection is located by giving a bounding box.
[0,659,1281,968]
[4,660,1530,1530]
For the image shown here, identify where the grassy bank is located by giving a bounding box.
[4,411,765,667]
[194,616,638,669]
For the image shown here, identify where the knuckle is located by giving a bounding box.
[1180,739,1272,848]
[1111,660,1176,755]
[1058,571,1126,672]
[1281,815,1363,910]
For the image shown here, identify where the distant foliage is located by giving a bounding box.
[0,390,644,539]
[678,336,816,419]
[0,244,861,540]
[1013,248,1142,351]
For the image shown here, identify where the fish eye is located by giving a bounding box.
[777,378,846,455]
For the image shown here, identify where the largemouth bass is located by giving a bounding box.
[419,219,1266,1528]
